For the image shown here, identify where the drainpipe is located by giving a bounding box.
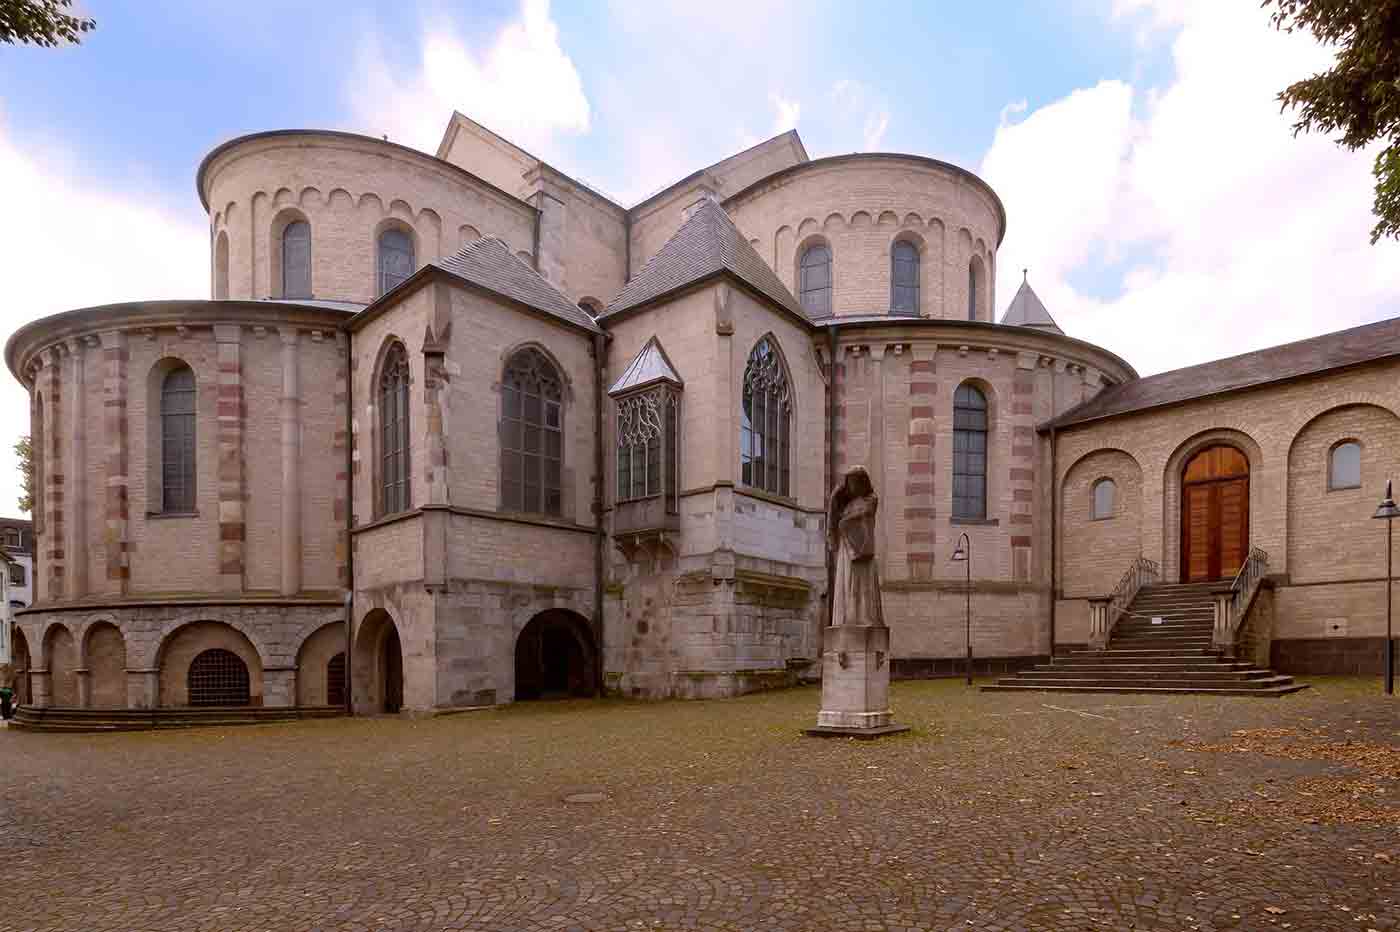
[827,324,838,630]
[592,331,607,695]
[1048,424,1057,659]
[343,331,355,715]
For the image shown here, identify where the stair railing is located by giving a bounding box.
[1213,547,1268,654]
[1089,556,1161,650]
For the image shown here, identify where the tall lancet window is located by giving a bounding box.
[379,343,411,516]
[282,220,311,299]
[161,365,197,513]
[741,336,792,497]
[501,348,564,516]
[891,240,919,315]
[799,244,832,316]
[952,382,988,520]
[377,228,415,296]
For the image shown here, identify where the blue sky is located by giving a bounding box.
[2,0,1399,516]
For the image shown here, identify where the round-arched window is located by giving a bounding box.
[1330,441,1361,490]
[1092,478,1116,519]
[891,240,919,315]
[799,244,832,316]
[377,228,415,296]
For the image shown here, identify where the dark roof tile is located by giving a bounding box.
[433,237,601,333]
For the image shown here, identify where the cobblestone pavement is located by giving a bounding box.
[2,678,1396,932]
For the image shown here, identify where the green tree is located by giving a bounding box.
[15,435,33,515]
[0,0,94,47]
[1267,0,1400,243]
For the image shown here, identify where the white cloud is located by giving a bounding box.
[862,112,889,151]
[347,0,590,157]
[0,105,207,519]
[831,79,890,152]
[982,1,1400,376]
[770,93,801,134]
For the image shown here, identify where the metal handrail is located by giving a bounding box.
[1109,556,1161,626]
[1228,546,1269,626]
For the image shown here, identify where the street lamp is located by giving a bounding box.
[951,532,972,686]
[1371,480,1399,696]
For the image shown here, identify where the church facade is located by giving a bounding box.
[5,112,1395,714]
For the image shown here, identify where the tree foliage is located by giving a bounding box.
[1267,0,1400,243]
[0,0,94,47]
[15,435,33,515]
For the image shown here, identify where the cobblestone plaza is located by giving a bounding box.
[3,680,1396,931]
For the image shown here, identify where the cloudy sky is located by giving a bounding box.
[1,0,1397,517]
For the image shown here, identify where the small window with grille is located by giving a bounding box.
[187,648,251,706]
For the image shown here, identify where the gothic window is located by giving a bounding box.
[379,343,411,516]
[160,365,196,513]
[799,244,832,316]
[282,220,311,298]
[187,648,250,706]
[377,228,415,296]
[741,337,792,497]
[616,389,681,513]
[891,240,919,315]
[501,348,563,516]
[326,652,346,707]
[952,383,988,520]
[1329,441,1361,490]
[1092,478,1116,519]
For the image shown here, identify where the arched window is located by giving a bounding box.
[741,337,791,497]
[326,652,346,707]
[379,343,411,516]
[187,648,250,706]
[501,348,563,516]
[891,240,919,315]
[214,231,229,300]
[1329,441,1361,490]
[377,228,414,296]
[952,383,988,520]
[281,220,311,298]
[1092,478,1117,519]
[967,259,979,321]
[799,244,832,316]
[160,365,196,513]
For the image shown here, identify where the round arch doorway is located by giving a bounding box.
[1181,445,1250,582]
[514,610,597,701]
[354,610,405,714]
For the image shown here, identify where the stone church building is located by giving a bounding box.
[5,111,1396,715]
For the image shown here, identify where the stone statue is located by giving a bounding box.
[806,465,908,738]
[828,466,884,629]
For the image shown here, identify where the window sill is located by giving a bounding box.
[146,511,199,520]
[1090,515,1115,522]
[736,485,800,509]
[1328,484,1361,493]
[950,517,999,527]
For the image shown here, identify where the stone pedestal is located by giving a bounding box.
[805,625,909,738]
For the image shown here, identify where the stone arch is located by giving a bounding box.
[298,186,324,209]
[1161,428,1264,583]
[796,217,819,238]
[968,253,987,321]
[328,187,354,210]
[43,621,79,707]
[514,608,597,700]
[296,621,346,707]
[372,216,419,298]
[357,192,384,214]
[10,626,30,706]
[269,206,312,299]
[459,224,482,248]
[352,608,403,714]
[576,296,602,316]
[272,186,295,208]
[877,210,899,227]
[82,620,127,709]
[156,621,264,707]
[904,211,924,228]
[889,230,925,316]
[142,613,272,670]
[516,249,534,265]
[388,198,414,222]
[1059,448,1145,597]
[850,210,872,229]
[822,211,846,232]
[1285,403,1400,583]
[794,232,834,317]
[498,340,575,401]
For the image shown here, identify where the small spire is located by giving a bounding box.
[1022,268,1028,282]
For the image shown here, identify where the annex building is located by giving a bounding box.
[4,111,1395,715]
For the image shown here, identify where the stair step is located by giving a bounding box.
[1027,666,1272,679]
[980,683,1309,697]
[998,677,1296,690]
[1033,664,1260,674]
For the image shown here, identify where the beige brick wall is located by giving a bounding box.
[44,623,78,706]
[1060,449,1143,598]
[295,621,345,706]
[85,621,127,708]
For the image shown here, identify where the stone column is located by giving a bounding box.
[214,325,246,593]
[280,329,301,596]
[31,668,52,708]
[99,331,129,595]
[905,344,936,580]
[41,348,66,600]
[67,338,88,599]
[263,666,296,708]
[1088,598,1112,650]
[129,669,158,709]
[1010,353,1039,585]
[867,344,887,567]
[75,668,92,708]
[333,332,351,590]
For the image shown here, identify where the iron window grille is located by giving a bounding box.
[187,648,251,706]
[326,652,346,707]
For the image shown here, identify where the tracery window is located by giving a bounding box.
[282,220,311,299]
[952,383,988,520]
[741,337,791,497]
[501,348,563,516]
[799,244,832,316]
[377,228,414,296]
[616,389,681,513]
[1329,441,1361,490]
[187,648,250,706]
[891,240,920,315]
[1092,478,1117,519]
[160,365,197,513]
[379,343,411,516]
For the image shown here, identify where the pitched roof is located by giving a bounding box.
[601,198,808,322]
[999,274,1062,334]
[609,336,683,395]
[433,237,601,333]
[1045,315,1400,430]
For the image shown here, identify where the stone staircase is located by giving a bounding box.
[7,705,344,733]
[984,582,1306,696]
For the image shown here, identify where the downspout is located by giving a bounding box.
[624,211,633,283]
[343,330,355,715]
[1048,424,1057,658]
[826,324,838,630]
[592,331,607,695]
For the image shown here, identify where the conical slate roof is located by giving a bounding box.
[601,198,807,322]
[433,236,601,333]
[608,336,683,395]
[999,273,1062,334]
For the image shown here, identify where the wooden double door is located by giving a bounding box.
[1181,445,1250,582]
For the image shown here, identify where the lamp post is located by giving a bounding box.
[951,532,972,686]
[1371,480,1398,696]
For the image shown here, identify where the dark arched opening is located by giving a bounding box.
[381,626,403,713]
[188,648,251,706]
[327,652,346,708]
[514,610,597,700]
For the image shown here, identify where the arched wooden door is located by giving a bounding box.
[1181,445,1250,582]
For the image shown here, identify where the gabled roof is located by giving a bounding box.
[1044,315,1400,431]
[431,237,602,334]
[600,198,808,323]
[609,336,683,395]
[1000,274,1062,334]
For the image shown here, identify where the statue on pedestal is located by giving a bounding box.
[805,465,909,738]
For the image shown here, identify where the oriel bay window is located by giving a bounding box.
[609,337,683,537]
